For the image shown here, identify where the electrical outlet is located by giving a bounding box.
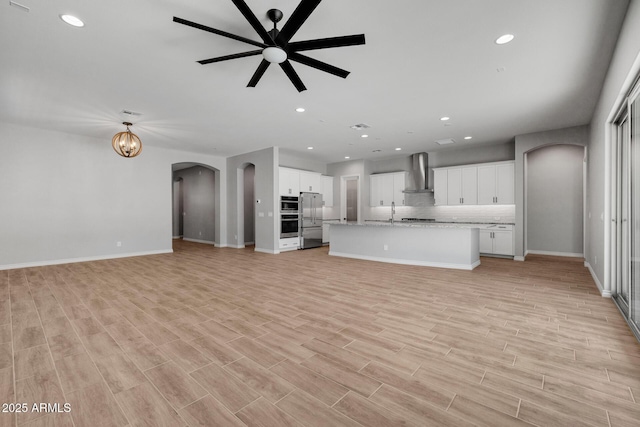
[116,241,121,247]
[383,244,388,251]
[199,231,202,236]
[234,234,237,240]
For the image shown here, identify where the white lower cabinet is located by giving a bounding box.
[279,238,299,252]
[479,225,513,256]
[322,223,331,244]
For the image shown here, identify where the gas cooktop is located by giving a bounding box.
[399,218,436,223]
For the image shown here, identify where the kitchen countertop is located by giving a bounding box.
[336,222,479,229]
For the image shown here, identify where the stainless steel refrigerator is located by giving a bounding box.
[300,192,323,249]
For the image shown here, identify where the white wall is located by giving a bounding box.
[0,122,226,269]
[527,145,585,255]
[588,0,640,293]
[279,149,327,174]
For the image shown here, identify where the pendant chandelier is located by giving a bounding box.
[112,122,142,158]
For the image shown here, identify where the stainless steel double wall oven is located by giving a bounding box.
[280,196,299,238]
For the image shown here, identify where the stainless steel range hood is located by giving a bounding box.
[403,152,431,193]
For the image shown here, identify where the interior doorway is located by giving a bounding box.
[172,178,184,238]
[171,163,218,249]
[243,164,256,246]
[524,144,585,257]
[340,175,360,223]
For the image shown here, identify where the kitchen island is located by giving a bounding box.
[329,222,480,270]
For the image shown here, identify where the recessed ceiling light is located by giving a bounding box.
[395,148,402,151]
[345,156,350,159]
[296,107,305,113]
[495,34,514,45]
[361,134,369,138]
[307,146,313,150]
[464,136,473,140]
[60,14,84,27]
[440,116,450,121]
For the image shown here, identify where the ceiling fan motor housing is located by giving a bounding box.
[267,9,283,24]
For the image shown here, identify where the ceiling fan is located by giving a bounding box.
[173,0,365,92]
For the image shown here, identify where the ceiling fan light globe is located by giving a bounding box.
[262,47,287,63]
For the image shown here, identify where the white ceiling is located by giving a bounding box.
[0,0,629,164]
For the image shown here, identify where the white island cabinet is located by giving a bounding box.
[329,223,480,270]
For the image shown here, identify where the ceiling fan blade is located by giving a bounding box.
[173,17,267,49]
[276,0,322,44]
[198,50,262,65]
[288,52,350,79]
[288,34,365,52]
[230,0,275,44]
[247,60,271,87]
[280,61,307,92]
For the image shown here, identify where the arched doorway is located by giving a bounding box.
[243,163,256,247]
[171,162,220,249]
[524,144,586,257]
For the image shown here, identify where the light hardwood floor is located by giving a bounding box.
[1,240,639,426]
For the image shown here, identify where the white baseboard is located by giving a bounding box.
[213,243,228,248]
[227,244,245,249]
[526,250,584,258]
[0,249,173,271]
[584,261,610,297]
[254,247,278,254]
[514,256,525,262]
[329,251,480,270]
[183,238,215,245]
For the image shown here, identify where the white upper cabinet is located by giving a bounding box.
[446,167,477,205]
[321,176,334,207]
[299,171,322,193]
[369,172,406,206]
[279,167,300,196]
[434,161,514,206]
[434,169,448,206]
[280,167,333,202]
[495,163,515,204]
[477,161,515,205]
[393,173,406,206]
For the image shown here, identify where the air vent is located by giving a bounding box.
[9,1,30,12]
[120,109,142,117]
[350,123,370,130]
[435,138,456,145]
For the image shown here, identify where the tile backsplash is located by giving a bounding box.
[366,192,515,223]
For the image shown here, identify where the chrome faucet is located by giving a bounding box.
[391,201,396,224]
